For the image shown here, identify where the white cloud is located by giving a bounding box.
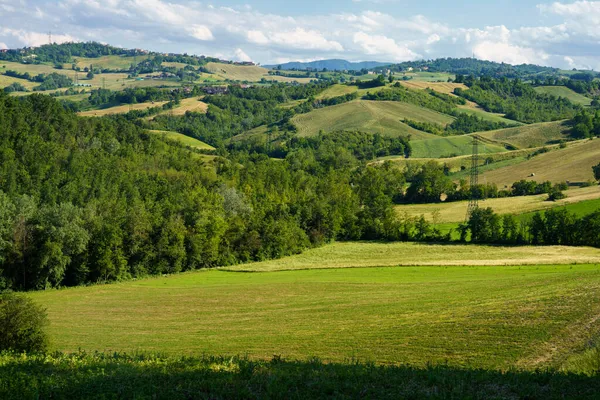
[247,30,269,45]
[234,48,252,62]
[0,42,7,49]
[269,28,344,51]
[0,0,599,68]
[426,34,441,45]
[188,25,214,41]
[473,41,549,65]
[353,31,419,61]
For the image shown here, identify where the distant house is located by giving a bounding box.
[202,86,228,95]
[0,49,8,53]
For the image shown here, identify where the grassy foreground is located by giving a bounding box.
[1,352,598,400]
[30,258,600,369]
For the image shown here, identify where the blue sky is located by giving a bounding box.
[0,1,599,69]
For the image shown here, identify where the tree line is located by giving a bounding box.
[453,76,580,123]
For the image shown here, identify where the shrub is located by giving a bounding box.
[0,293,49,353]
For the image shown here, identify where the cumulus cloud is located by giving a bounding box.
[234,48,252,62]
[473,41,549,65]
[353,32,419,61]
[188,25,214,41]
[0,0,599,68]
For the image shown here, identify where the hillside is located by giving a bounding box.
[205,62,312,83]
[478,120,571,149]
[479,139,600,186]
[292,100,453,138]
[410,134,508,158]
[266,59,391,71]
[395,186,600,224]
[534,86,592,106]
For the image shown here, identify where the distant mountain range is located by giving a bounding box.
[264,59,392,71]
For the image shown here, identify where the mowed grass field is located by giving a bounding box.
[0,73,37,90]
[478,120,571,149]
[410,134,507,158]
[534,86,592,106]
[78,101,168,117]
[67,55,150,70]
[292,100,452,138]
[206,62,312,83]
[455,105,523,126]
[399,81,467,95]
[30,244,600,370]
[480,138,600,186]
[153,97,208,117]
[148,130,214,150]
[395,186,600,223]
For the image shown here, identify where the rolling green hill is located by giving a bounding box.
[410,134,507,158]
[292,100,453,139]
[478,120,571,149]
[148,130,215,150]
[534,86,592,106]
[29,247,600,372]
[479,138,600,186]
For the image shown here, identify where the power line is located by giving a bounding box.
[466,136,480,221]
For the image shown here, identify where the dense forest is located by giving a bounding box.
[0,42,134,64]
[453,76,580,123]
[389,58,560,78]
[0,92,414,290]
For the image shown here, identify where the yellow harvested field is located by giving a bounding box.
[480,139,600,187]
[154,97,207,116]
[78,101,168,117]
[0,74,37,90]
[206,62,312,83]
[395,186,600,223]
[399,81,468,95]
[223,241,600,272]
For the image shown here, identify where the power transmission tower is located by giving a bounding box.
[466,136,480,221]
[48,31,52,45]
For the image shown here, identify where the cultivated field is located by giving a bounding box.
[206,62,312,83]
[455,105,523,126]
[315,83,358,99]
[478,120,571,149]
[292,100,453,138]
[410,134,507,158]
[0,61,182,91]
[399,81,467,95]
[479,138,600,186]
[67,55,150,70]
[30,249,600,371]
[153,97,208,117]
[534,86,592,106]
[148,130,214,150]
[395,186,600,223]
[0,73,37,90]
[78,101,168,117]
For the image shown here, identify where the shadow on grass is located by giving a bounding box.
[1,352,599,399]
